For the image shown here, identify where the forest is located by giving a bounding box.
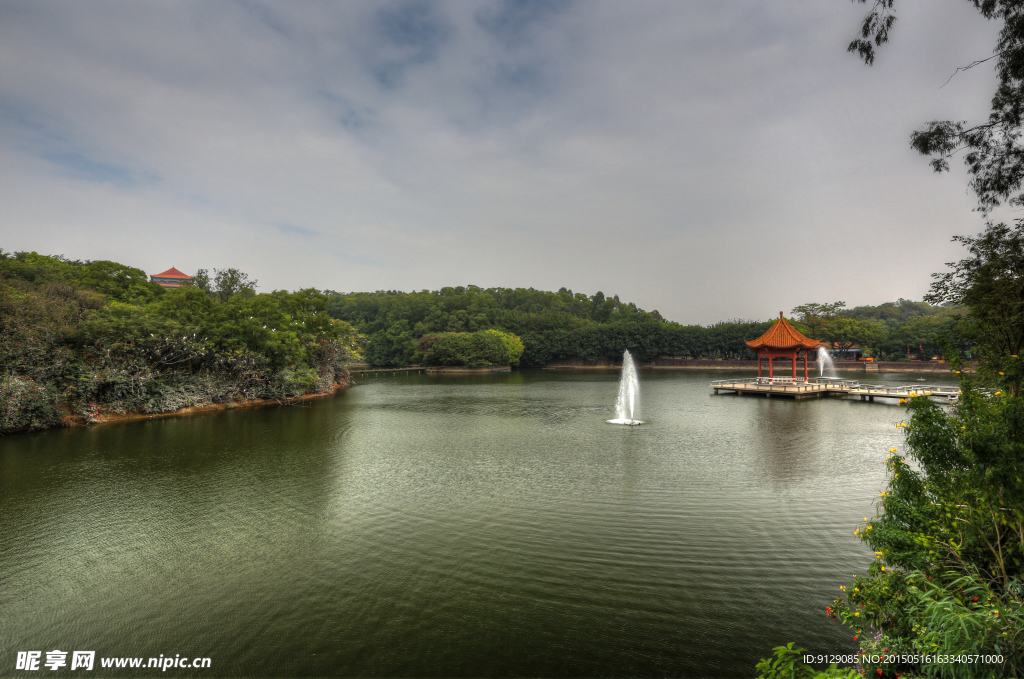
[0,251,358,433]
[326,287,960,367]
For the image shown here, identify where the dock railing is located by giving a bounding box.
[710,377,828,394]
[711,377,962,401]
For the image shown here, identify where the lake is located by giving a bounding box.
[0,369,957,677]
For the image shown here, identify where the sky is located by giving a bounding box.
[0,1,1009,324]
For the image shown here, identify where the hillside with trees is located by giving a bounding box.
[0,251,358,433]
[326,287,778,366]
[328,287,966,368]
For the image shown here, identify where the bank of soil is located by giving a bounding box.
[425,365,511,373]
[70,379,353,429]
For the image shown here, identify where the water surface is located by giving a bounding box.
[0,369,957,677]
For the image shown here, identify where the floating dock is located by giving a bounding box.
[710,377,960,403]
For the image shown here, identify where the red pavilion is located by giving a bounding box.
[150,267,193,289]
[745,312,823,382]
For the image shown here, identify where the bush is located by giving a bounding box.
[417,329,524,367]
[765,381,1024,678]
[0,376,60,430]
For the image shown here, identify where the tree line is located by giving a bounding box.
[326,285,963,367]
[790,299,964,361]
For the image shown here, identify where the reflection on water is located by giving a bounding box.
[0,369,957,677]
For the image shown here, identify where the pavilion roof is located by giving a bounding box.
[745,313,822,350]
[151,267,192,279]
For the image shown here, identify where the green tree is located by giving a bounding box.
[925,221,1024,395]
[829,387,1024,677]
[850,1,1024,213]
[819,317,885,359]
[79,260,164,303]
[791,302,847,339]
[192,267,258,303]
[417,329,523,367]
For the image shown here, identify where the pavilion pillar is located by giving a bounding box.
[757,353,763,377]
[803,352,809,382]
[768,351,773,378]
[792,350,797,380]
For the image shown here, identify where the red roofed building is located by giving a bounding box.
[746,312,823,381]
[150,267,193,289]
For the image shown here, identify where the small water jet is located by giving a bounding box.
[817,346,836,378]
[607,350,643,425]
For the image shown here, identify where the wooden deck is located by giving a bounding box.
[710,377,961,402]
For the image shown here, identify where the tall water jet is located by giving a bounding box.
[817,346,836,378]
[607,350,642,425]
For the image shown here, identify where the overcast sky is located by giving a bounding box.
[0,1,1007,324]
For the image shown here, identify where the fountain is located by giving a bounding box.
[607,350,643,425]
[817,346,836,378]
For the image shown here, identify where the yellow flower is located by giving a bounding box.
[854,588,859,592]
[855,612,860,616]
[1000,372,1005,375]
[996,391,1002,396]
[867,526,872,530]
[881,566,886,571]
[895,473,898,477]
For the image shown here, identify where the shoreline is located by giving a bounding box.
[89,380,353,426]
[540,359,963,374]
[1,380,354,436]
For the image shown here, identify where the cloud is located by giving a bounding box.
[371,1,452,88]
[0,0,1005,322]
[276,223,317,238]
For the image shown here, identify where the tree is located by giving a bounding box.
[850,0,1024,212]
[819,317,884,358]
[79,260,164,303]
[925,220,1024,395]
[192,267,258,303]
[416,329,523,367]
[791,302,847,339]
[830,387,1024,677]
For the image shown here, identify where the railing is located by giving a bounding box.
[710,378,827,393]
[758,376,795,384]
[848,384,961,398]
[811,377,860,388]
[710,377,964,402]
